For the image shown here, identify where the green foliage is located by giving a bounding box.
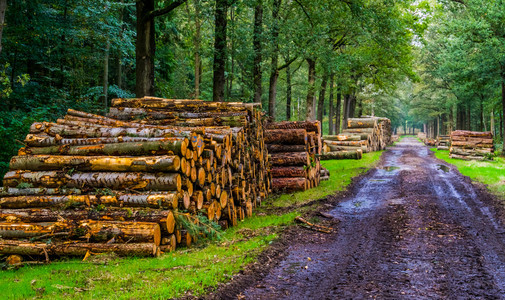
[174,212,223,243]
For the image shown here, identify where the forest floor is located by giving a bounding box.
[206,137,505,299]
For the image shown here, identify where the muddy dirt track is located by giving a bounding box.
[210,137,505,299]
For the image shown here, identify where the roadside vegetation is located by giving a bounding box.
[0,152,383,299]
[431,149,505,200]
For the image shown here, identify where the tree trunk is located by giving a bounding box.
[103,39,110,109]
[269,152,310,166]
[267,0,282,118]
[328,74,334,135]
[136,0,155,97]
[335,90,342,134]
[194,0,201,98]
[317,73,328,124]
[502,79,505,155]
[271,177,307,192]
[286,63,292,120]
[305,58,316,120]
[252,0,263,103]
[0,0,6,55]
[213,0,228,102]
[270,166,306,178]
[266,144,307,153]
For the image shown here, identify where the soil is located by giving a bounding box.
[204,137,505,299]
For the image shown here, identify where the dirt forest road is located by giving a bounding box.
[242,137,505,299]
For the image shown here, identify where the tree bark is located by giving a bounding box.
[103,39,110,109]
[269,152,310,166]
[252,0,263,103]
[0,241,160,257]
[317,72,328,124]
[264,129,307,145]
[10,155,181,172]
[271,177,306,192]
[135,0,186,97]
[502,78,505,155]
[319,150,362,160]
[194,0,201,98]
[3,171,182,192]
[136,0,155,97]
[0,0,6,55]
[266,144,307,153]
[267,0,282,118]
[213,0,228,101]
[335,90,342,134]
[328,74,334,135]
[286,63,292,120]
[305,58,316,120]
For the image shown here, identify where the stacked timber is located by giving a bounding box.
[424,138,436,146]
[449,130,494,161]
[437,135,451,150]
[265,121,322,193]
[320,117,392,160]
[0,98,270,260]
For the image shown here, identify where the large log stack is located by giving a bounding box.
[265,121,322,193]
[449,130,494,161]
[0,97,270,259]
[320,117,392,160]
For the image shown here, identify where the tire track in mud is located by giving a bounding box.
[242,138,505,299]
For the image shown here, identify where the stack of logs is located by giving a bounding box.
[449,130,494,161]
[265,121,322,192]
[0,97,270,259]
[437,135,451,150]
[320,117,392,160]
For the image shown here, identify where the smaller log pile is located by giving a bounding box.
[437,135,451,150]
[320,117,392,160]
[449,130,494,161]
[424,139,436,146]
[265,121,322,193]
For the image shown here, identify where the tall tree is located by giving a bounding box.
[212,0,229,101]
[305,58,316,120]
[252,0,263,103]
[135,0,187,97]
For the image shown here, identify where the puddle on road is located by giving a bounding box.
[437,164,450,173]
[381,166,401,172]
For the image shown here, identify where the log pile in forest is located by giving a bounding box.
[424,138,436,146]
[437,135,451,150]
[265,121,323,193]
[0,97,270,260]
[320,117,392,160]
[449,130,494,161]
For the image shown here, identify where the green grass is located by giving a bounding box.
[0,212,298,300]
[431,148,505,200]
[267,151,384,208]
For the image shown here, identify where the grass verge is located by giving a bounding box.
[431,148,505,200]
[0,152,383,299]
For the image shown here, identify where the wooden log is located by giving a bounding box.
[10,155,181,172]
[0,240,159,257]
[449,154,488,161]
[318,150,363,160]
[266,144,307,153]
[347,118,377,129]
[0,193,180,209]
[20,138,188,157]
[323,134,362,141]
[451,130,493,138]
[270,166,307,178]
[0,187,81,196]
[159,234,177,253]
[450,141,493,148]
[30,122,194,139]
[272,177,307,192]
[3,171,182,192]
[0,208,175,229]
[450,147,494,156]
[266,121,320,133]
[269,152,310,166]
[264,129,307,145]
